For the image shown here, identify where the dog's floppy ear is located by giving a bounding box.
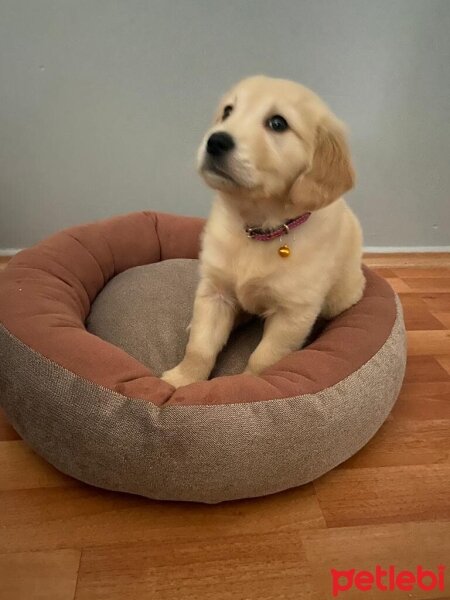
[289,116,355,211]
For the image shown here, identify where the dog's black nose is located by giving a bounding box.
[206,132,235,157]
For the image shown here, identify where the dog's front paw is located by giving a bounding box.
[244,353,273,376]
[161,364,202,389]
[243,361,263,376]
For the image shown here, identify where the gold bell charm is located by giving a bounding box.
[278,244,291,258]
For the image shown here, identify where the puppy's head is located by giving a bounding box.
[198,75,354,211]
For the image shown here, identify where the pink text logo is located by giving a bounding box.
[331,565,446,597]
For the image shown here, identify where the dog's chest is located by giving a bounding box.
[204,235,282,316]
[235,275,276,316]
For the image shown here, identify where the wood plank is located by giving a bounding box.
[397,381,450,401]
[0,256,10,273]
[398,296,446,331]
[0,441,76,491]
[436,355,450,376]
[338,418,450,468]
[0,484,325,554]
[407,331,450,356]
[302,521,450,600]
[371,267,396,278]
[433,311,450,328]
[420,293,450,312]
[400,293,447,331]
[400,381,450,400]
[313,464,450,527]
[75,533,316,600]
[402,278,450,293]
[392,382,450,420]
[0,256,11,266]
[0,408,20,441]
[0,549,80,600]
[393,266,450,278]
[385,277,414,293]
[403,356,450,383]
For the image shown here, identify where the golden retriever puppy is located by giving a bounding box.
[162,75,365,388]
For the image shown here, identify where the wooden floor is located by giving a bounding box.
[0,253,449,600]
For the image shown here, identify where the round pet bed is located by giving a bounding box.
[0,211,407,503]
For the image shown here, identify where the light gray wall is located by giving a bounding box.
[1,0,449,249]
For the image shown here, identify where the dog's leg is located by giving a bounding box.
[161,281,237,388]
[244,307,318,375]
[321,263,365,319]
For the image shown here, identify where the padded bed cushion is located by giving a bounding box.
[0,211,407,503]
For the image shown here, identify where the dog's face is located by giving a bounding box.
[198,76,354,211]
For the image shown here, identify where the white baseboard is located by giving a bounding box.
[0,248,23,256]
[363,246,450,253]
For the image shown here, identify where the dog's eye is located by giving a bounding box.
[267,115,288,132]
[222,105,233,120]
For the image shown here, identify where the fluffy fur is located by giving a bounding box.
[162,76,365,388]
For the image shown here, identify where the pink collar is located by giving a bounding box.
[245,212,312,241]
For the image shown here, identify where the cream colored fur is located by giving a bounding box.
[162,76,365,388]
